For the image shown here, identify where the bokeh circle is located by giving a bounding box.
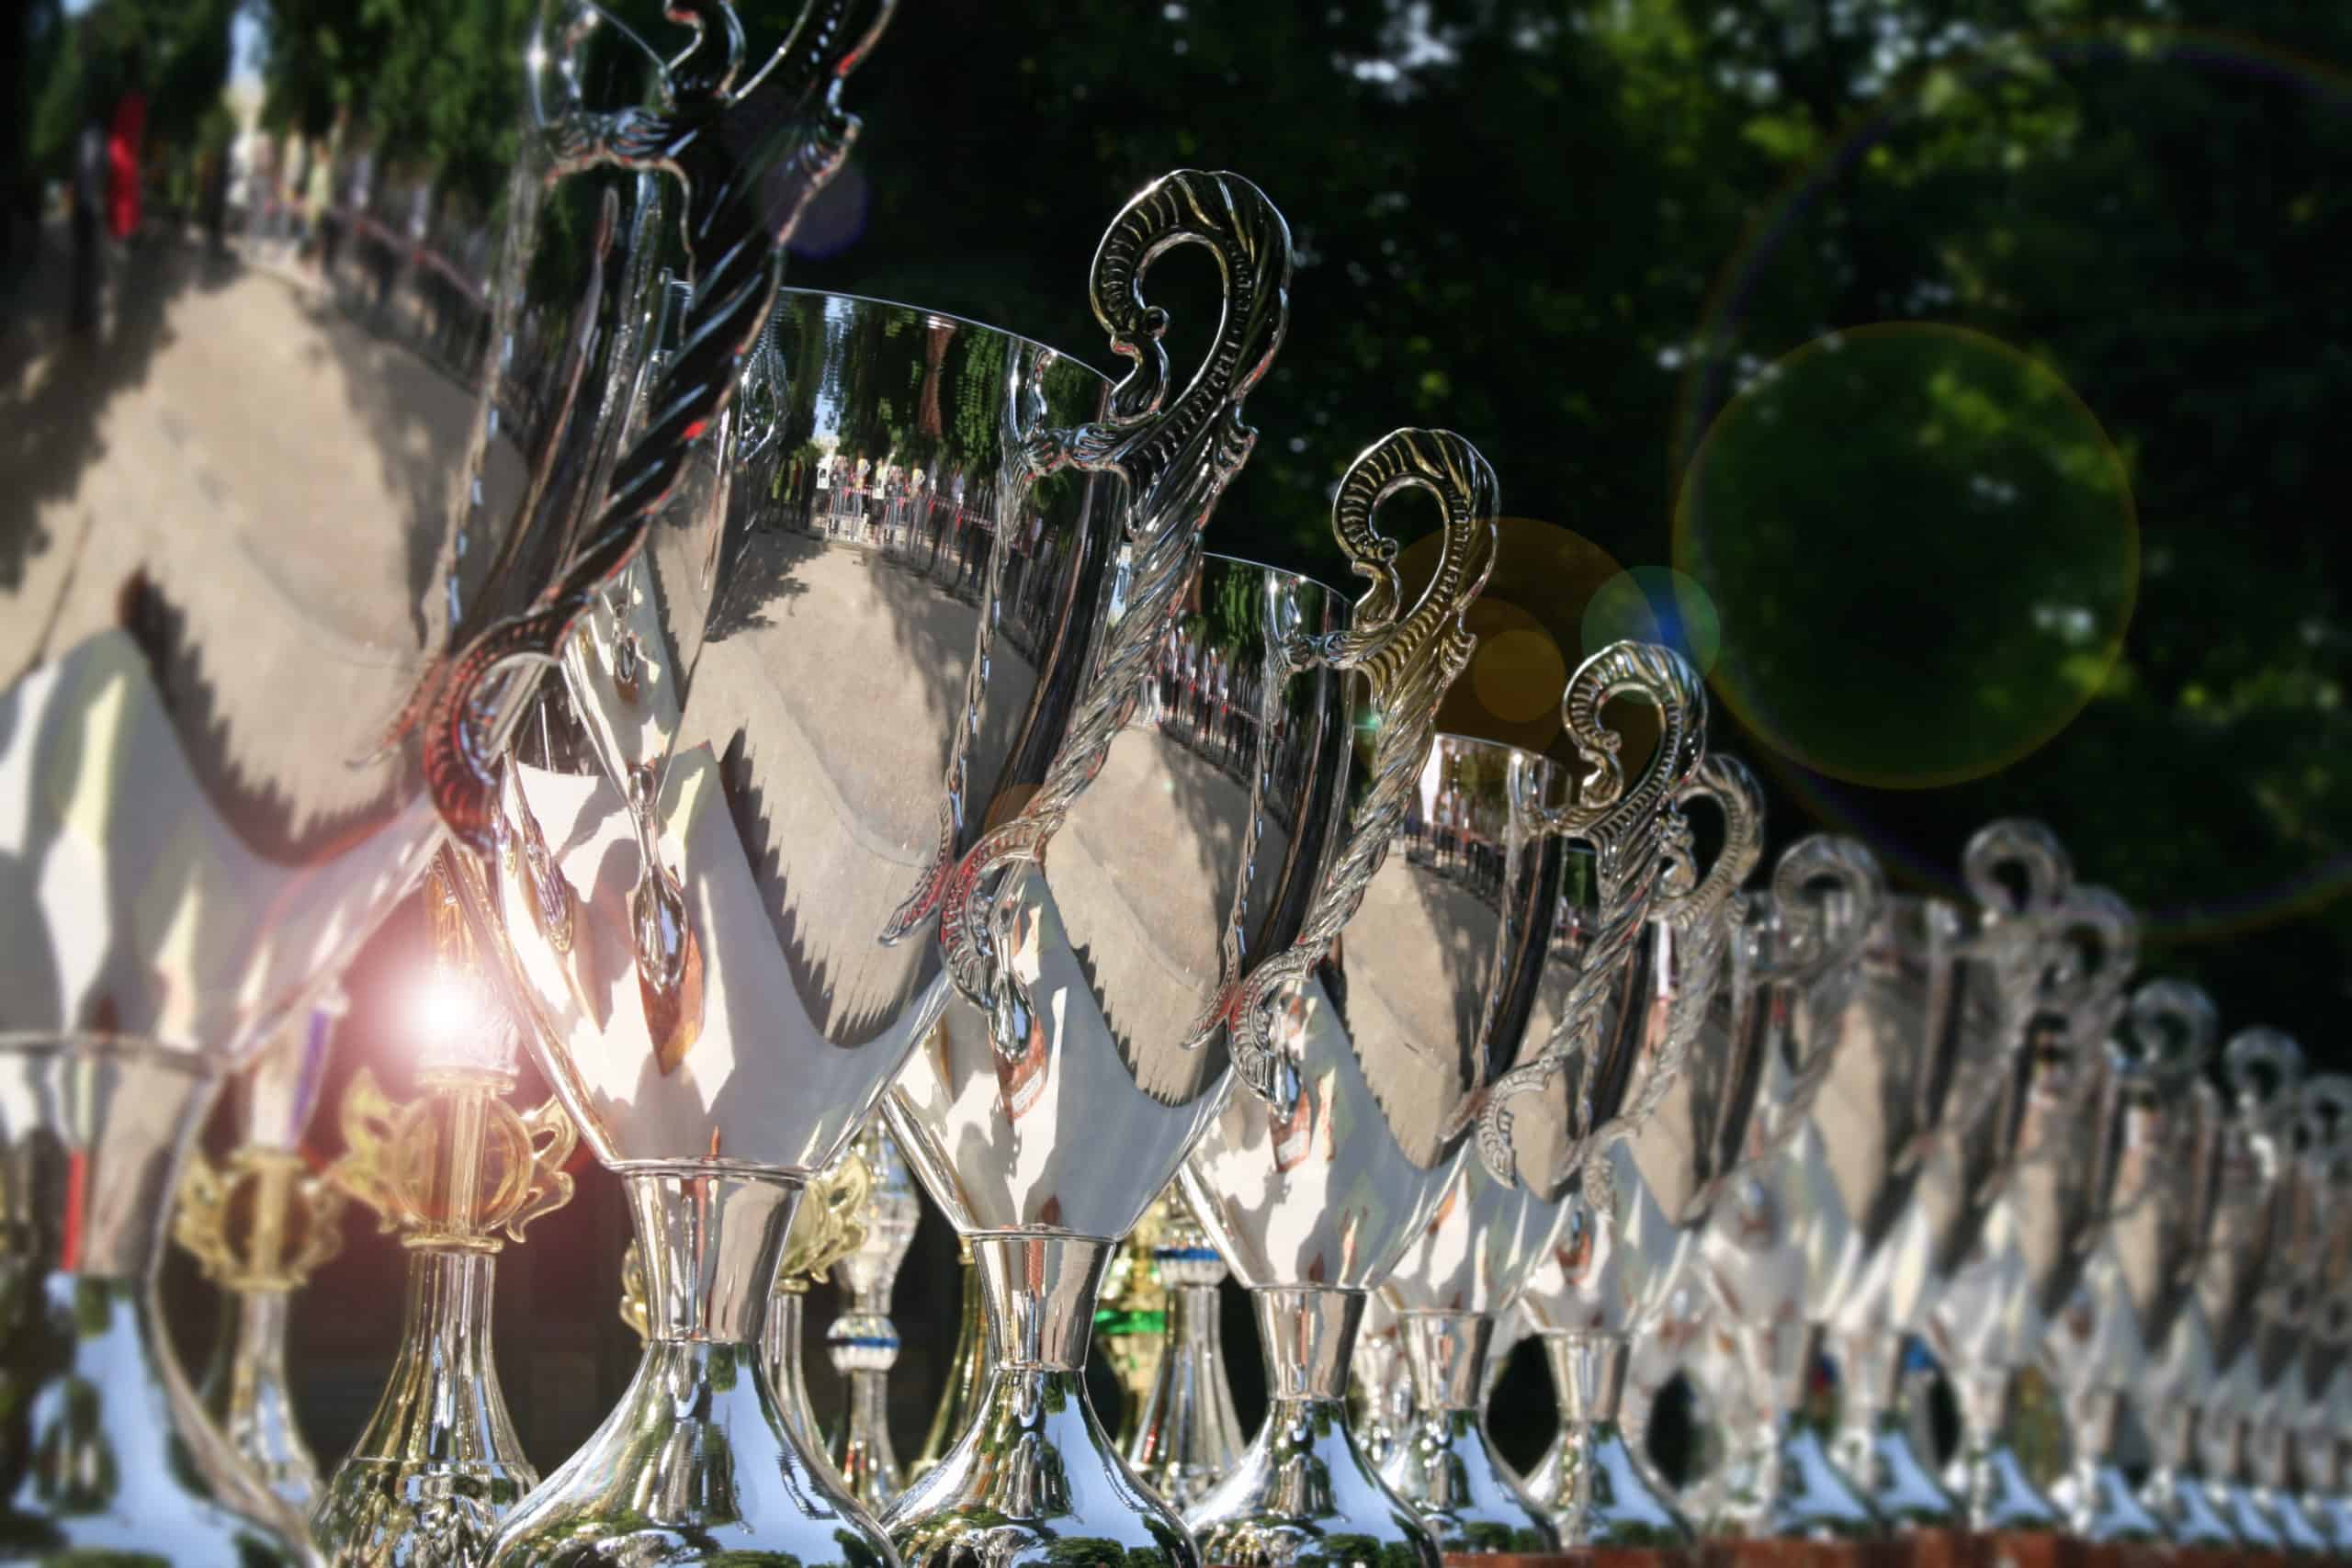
[1673,322,2137,789]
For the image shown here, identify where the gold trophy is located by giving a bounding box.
[311,854,578,1567]
[915,1235,991,1481]
[1096,1190,1177,1446]
[175,1003,352,1514]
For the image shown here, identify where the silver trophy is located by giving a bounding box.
[2292,1117,2352,1551]
[1173,428,1512,1568]
[1130,1184,1249,1511]
[1702,821,2090,1541]
[2041,980,2224,1547]
[884,423,1501,1568]
[1354,1290,1418,1469]
[1381,641,1710,1555]
[483,164,1292,1566]
[830,1121,923,1514]
[1922,885,2141,1533]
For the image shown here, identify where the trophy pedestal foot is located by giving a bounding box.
[1718,1424,1882,1541]
[2050,1461,2164,1546]
[1384,1312,1557,1555]
[0,1039,317,1567]
[1525,1423,1690,1548]
[2138,1469,2239,1550]
[315,1249,537,1566]
[1189,1393,1438,1568]
[1834,1424,1962,1529]
[2210,1483,2283,1552]
[488,1171,896,1568]
[2252,1489,2330,1555]
[1950,1443,2062,1534]
[884,1235,1194,1568]
[201,1288,324,1516]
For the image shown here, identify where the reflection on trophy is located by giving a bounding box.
[620,1145,872,1461]
[830,1122,923,1513]
[315,853,578,1568]
[2138,1030,2306,1546]
[176,1002,351,1515]
[1354,1290,1418,1469]
[491,162,1294,1568]
[1382,640,1709,1555]
[915,1235,992,1482]
[1520,753,1887,1551]
[2291,1117,2352,1551]
[2041,980,2223,1547]
[1703,820,2091,1544]
[1131,1185,1246,1512]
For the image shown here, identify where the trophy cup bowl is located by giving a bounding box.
[1523,784,1891,1561]
[481,165,1299,1568]
[2293,1113,2352,1549]
[1379,641,1709,1557]
[2042,980,2223,1546]
[1178,728,1565,1568]
[884,423,1510,1568]
[1697,820,2086,1543]
[1922,885,2141,1534]
[2136,1028,2306,1545]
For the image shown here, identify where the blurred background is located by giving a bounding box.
[3,0,2346,1490]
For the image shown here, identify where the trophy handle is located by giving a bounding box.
[2118,978,2219,1078]
[2037,884,2140,1048]
[1217,427,1498,1111]
[1737,834,1886,1165]
[2293,1074,2352,1156]
[927,170,1295,1051]
[392,0,896,855]
[495,1096,582,1243]
[1476,640,1707,1191]
[332,1066,407,1235]
[2223,1025,2304,1115]
[1960,817,2073,918]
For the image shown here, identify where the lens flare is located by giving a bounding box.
[1675,323,2136,790]
[1583,567,1723,677]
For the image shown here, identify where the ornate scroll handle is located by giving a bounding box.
[387,0,896,854]
[1939,818,2076,1144]
[775,1151,874,1292]
[1961,818,2074,920]
[1217,428,1498,1111]
[2294,1075,2352,1161]
[2037,885,2141,1054]
[929,170,1294,1049]
[1474,640,1707,1192]
[1741,833,1888,1163]
[1595,753,1770,1199]
[2116,978,2219,1080]
[175,1148,348,1293]
[330,1066,577,1248]
[501,1095,581,1242]
[334,1067,405,1235]
[2223,1026,2304,1122]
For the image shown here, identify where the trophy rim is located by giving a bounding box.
[1198,548,1349,608]
[775,283,1114,385]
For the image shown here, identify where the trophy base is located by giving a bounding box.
[1974,1531,2083,1568]
[0,1038,317,1567]
[2209,1483,2284,1551]
[1188,1393,1437,1568]
[2050,1461,2165,1546]
[2301,1493,2352,1554]
[315,1456,531,1567]
[1948,1445,2062,1534]
[2137,1469,2239,1549]
[1381,1407,1559,1554]
[1715,1426,1883,1541]
[486,1339,895,1568]
[2250,1488,2330,1554]
[1525,1424,1691,1547]
[885,1365,1195,1568]
[1836,1426,1963,1530]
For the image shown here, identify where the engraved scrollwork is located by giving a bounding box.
[912,170,1295,1053]
[1741,833,1888,1161]
[333,1066,406,1235]
[2115,978,2219,1081]
[491,1096,580,1243]
[2223,1026,2304,1119]
[2037,884,2141,1053]
[1214,427,1498,1111]
[1476,640,1708,1192]
[174,1146,348,1292]
[385,0,898,854]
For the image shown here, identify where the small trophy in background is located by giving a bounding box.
[1127,1184,1245,1510]
[176,1000,351,1513]
[313,852,578,1568]
[1095,1191,1175,1448]
[829,1122,922,1512]
[914,1235,990,1482]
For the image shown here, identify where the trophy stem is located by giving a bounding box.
[838,1369,899,1503]
[2248,1418,2331,1552]
[2138,1403,2240,1547]
[911,1238,988,1481]
[1828,1327,1963,1528]
[1949,1365,2063,1531]
[1188,1287,1439,1568]
[2203,1413,2285,1549]
[2051,1388,2164,1544]
[1528,1329,1690,1547]
[314,1247,533,1565]
[201,1286,323,1515]
[1716,1320,1880,1540]
[1130,1269,1245,1509]
[0,1037,315,1564]
[1351,1316,1413,1468]
[764,1288,827,1454]
[885,1233,1195,1568]
[1381,1308,1558,1554]
[488,1169,894,1568]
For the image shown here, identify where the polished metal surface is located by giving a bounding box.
[914,1239,989,1482]
[1189,1290,1440,1568]
[1523,1331,1690,1547]
[315,1250,537,1567]
[2138,1029,2306,1543]
[1352,1290,1416,1468]
[1381,641,1709,1555]
[490,1170,895,1568]
[0,1035,321,1565]
[1132,1189,1247,1512]
[830,1122,922,1513]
